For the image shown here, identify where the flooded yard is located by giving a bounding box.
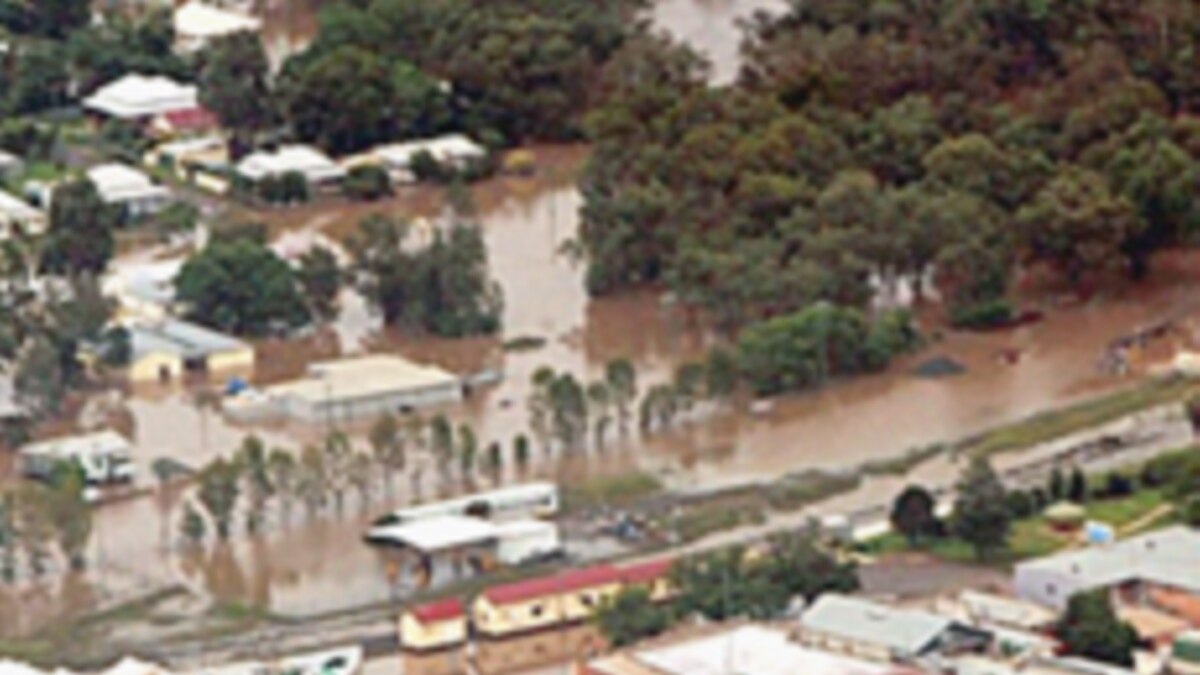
[7,0,1200,648]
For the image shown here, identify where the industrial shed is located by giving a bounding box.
[263,355,463,424]
[125,318,254,383]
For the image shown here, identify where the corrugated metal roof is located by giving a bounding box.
[129,318,250,361]
[483,564,620,606]
[1016,526,1200,594]
[800,594,954,657]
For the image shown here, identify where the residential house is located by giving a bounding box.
[0,188,46,239]
[236,145,346,187]
[398,599,468,652]
[173,1,262,53]
[85,163,172,218]
[148,107,219,140]
[83,74,199,122]
[797,594,992,664]
[1014,526,1200,628]
[472,564,624,638]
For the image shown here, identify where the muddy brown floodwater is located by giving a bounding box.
[7,0,1200,647]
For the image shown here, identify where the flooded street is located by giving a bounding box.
[5,0,1200,648]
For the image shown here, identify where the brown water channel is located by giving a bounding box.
[5,0,1200,643]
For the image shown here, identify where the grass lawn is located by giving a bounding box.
[957,376,1198,459]
[863,488,1172,566]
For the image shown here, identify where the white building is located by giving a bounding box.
[173,1,262,53]
[83,74,199,121]
[258,354,462,424]
[0,188,46,239]
[19,430,136,485]
[86,163,172,217]
[236,145,347,186]
[363,134,487,183]
[1014,526,1200,610]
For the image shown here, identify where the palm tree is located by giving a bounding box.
[586,381,613,451]
[323,431,353,514]
[458,424,477,480]
[527,367,555,455]
[430,414,455,486]
[369,413,405,499]
[347,451,374,510]
[605,359,638,436]
[267,449,297,525]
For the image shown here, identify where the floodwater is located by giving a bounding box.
[5,0,1200,647]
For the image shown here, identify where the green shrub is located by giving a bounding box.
[950,298,1013,329]
[343,164,392,201]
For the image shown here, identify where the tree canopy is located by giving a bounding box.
[175,239,311,336]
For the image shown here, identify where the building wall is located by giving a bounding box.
[399,613,467,651]
[1147,584,1200,627]
[129,352,184,383]
[285,382,464,424]
[208,348,255,373]
[472,582,621,638]
[795,630,892,663]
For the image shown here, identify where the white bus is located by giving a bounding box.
[374,482,558,526]
[19,430,136,485]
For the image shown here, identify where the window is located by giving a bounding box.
[530,604,543,617]
[1046,583,1056,597]
[581,594,594,607]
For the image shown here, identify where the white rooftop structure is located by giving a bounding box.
[590,625,909,675]
[0,188,45,237]
[1014,526,1200,609]
[19,430,135,484]
[83,74,199,120]
[799,594,968,660]
[128,318,251,362]
[366,514,499,552]
[173,1,262,53]
[260,354,462,423]
[236,145,347,184]
[374,134,486,167]
[86,163,171,208]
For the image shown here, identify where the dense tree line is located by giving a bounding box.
[273,0,645,154]
[581,3,1200,330]
[0,462,93,583]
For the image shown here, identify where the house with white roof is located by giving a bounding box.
[122,317,255,384]
[85,163,172,217]
[1014,526,1200,624]
[358,134,487,184]
[236,145,347,186]
[0,188,46,239]
[797,594,992,664]
[83,74,199,121]
[173,1,262,53]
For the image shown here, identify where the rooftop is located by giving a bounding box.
[800,594,958,657]
[174,1,262,41]
[587,625,917,675]
[236,145,346,183]
[1015,526,1200,594]
[365,515,498,552]
[268,354,459,404]
[128,318,251,361]
[0,189,43,223]
[83,74,199,120]
[158,107,218,132]
[373,134,486,168]
[483,564,620,606]
[20,430,131,460]
[408,598,465,624]
[86,163,171,204]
